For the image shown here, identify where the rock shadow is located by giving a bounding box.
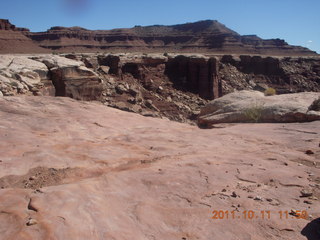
[301,218,320,240]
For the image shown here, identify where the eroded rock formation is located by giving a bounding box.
[0,53,319,123]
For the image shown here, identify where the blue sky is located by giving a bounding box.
[1,0,319,53]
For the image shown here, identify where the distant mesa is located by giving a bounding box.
[0,19,318,55]
[0,19,29,32]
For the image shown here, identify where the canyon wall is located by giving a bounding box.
[0,19,318,55]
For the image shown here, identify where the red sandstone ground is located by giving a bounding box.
[0,96,319,240]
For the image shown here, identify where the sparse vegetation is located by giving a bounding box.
[308,97,320,111]
[243,103,264,123]
[264,87,276,96]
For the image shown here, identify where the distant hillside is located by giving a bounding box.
[0,19,318,55]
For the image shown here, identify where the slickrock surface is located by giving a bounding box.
[0,96,319,239]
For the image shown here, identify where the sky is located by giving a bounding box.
[1,0,319,53]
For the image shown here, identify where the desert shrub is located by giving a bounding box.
[243,103,264,123]
[264,87,276,96]
[308,97,320,111]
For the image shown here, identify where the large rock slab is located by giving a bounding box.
[0,55,53,96]
[0,55,104,100]
[37,56,104,100]
[198,90,320,126]
[0,96,319,240]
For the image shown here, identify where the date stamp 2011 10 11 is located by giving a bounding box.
[211,210,308,220]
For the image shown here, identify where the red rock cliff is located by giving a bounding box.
[0,19,318,55]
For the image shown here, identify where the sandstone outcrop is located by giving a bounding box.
[35,55,104,100]
[0,55,54,96]
[0,19,318,55]
[0,96,319,239]
[198,90,320,127]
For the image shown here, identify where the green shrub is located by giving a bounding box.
[243,103,264,123]
[264,88,276,96]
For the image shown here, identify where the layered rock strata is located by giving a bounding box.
[0,19,318,55]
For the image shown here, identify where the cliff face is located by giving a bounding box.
[0,19,317,55]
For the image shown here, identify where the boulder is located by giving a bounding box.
[99,66,110,74]
[198,90,320,126]
[50,64,104,100]
[82,56,99,70]
[33,55,104,100]
[0,55,52,96]
[0,55,48,79]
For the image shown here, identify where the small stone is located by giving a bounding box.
[26,218,37,226]
[266,198,273,202]
[231,191,238,198]
[305,150,314,155]
[29,176,36,181]
[128,87,139,97]
[300,189,313,198]
[115,84,127,94]
[298,164,302,166]
[34,189,43,194]
[146,99,153,105]
[127,97,136,104]
[254,196,262,201]
[304,200,313,205]
[248,195,254,199]
[289,209,299,217]
[221,189,227,192]
[99,66,110,74]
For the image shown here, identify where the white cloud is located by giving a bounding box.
[307,40,313,43]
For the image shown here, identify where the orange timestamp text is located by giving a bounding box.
[211,210,308,220]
